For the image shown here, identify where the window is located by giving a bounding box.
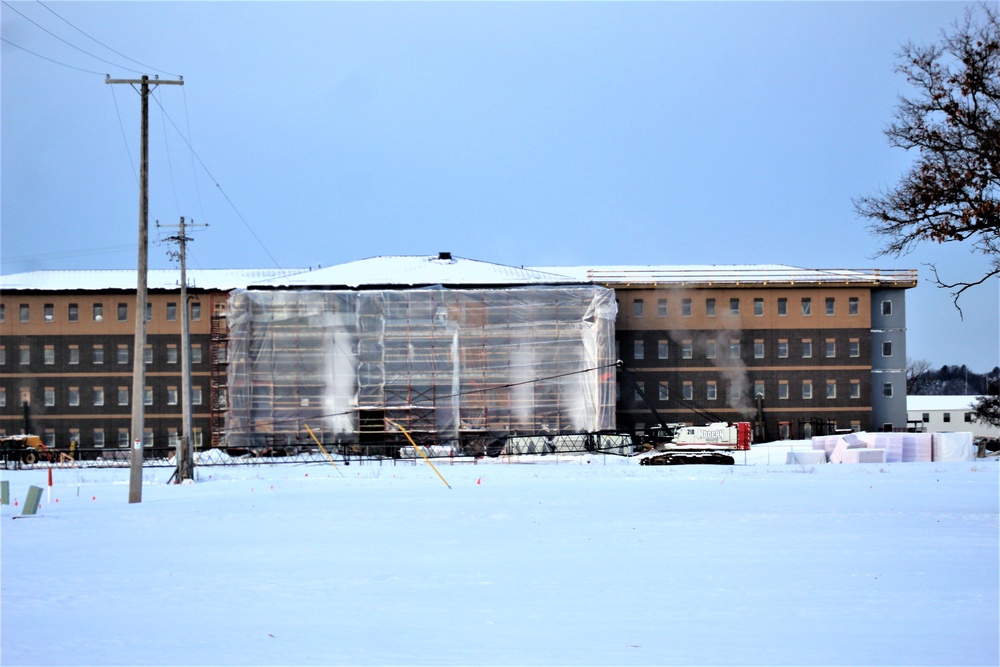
[849,297,859,316]
[19,388,30,406]
[802,380,813,400]
[44,430,55,448]
[825,339,836,358]
[69,387,80,406]
[44,387,55,406]
[144,345,153,364]
[634,384,646,403]
[658,382,669,401]
[965,412,973,423]
[826,380,836,399]
[69,345,80,365]
[191,345,202,364]
[882,382,893,398]
[19,346,30,365]
[633,299,644,318]
[943,412,951,423]
[728,383,741,403]
[849,339,860,358]
[143,429,154,449]
[93,345,104,364]
[193,429,204,448]
[682,381,693,401]
[882,341,893,357]
[657,299,667,318]
[0,345,5,366]
[920,412,930,423]
[778,381,789,400]
[167,386,178,405]
[754,381,765,399]
[729,339,741,359]
[753,298,763,316]
[93,387,104,406]
[881,300,892,316]
[681,299,692,317]
[168,428,181,449]
[0,303,4,322]
[167,302,177,321]
[167,345,178,364]
[730,298,740,316]
[118,430,129,448]
[657,341,669,360]
[190,302,201,321]
[681,340,693,359]
[706,298,716,317]
[93,303,104,321]
[825,297,835,316]
[633,340,644,360]
[68,303,79,321]
[19,304,29,322]
[801,298,811,316]
[144,386,153,406]
[118,387,129,406]
[706,381,717,401]
[0,388,5,407]
[193,386,203,406]
[117,345,129,365]
[705,339,717,359]
[145,302,152,322]
[777,298,787,316]
[118,303,128,322]
[802,339,813,358]
[93,429,105,448]
[850,380,861,399]
[44,345,55,365]
[777,339,788,358]
[44,303,54,321]
[754,340,764,359]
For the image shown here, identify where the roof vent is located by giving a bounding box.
[438,251,452,261]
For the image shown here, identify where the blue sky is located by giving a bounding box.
[2,1,997,372]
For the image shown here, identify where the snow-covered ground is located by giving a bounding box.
[2,443,997,666]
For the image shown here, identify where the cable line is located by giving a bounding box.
[35,0,180,78]
[1,0,144,75]
[0,36,104,75]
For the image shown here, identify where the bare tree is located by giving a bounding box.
[854,3,999,313]
[906,357,934,394]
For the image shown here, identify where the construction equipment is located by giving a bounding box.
[616,361,752,465]
[0,435,49,466]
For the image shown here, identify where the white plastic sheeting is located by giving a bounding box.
[225,286,618,451]
[812,431,974,463]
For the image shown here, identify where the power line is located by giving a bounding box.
[1,0,144,75]
[35,0,180,78]
[0,36,104,75]
[148,93,283,269]
[109,85,140,187]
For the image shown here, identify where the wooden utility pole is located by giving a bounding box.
[160,216,206,482]
[106,75,183,503]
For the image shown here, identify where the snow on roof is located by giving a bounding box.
[530,264,919,286]
[253,255,583,288]
[1,268,308,291]
[906,395,982,412]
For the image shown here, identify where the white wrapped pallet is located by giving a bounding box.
[842,448,886,463]
[932,432,976,461]
[869,433,903,463]
[901,433,933,462]
[829,433,868,464]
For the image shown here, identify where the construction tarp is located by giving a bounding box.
[225,286,617,451]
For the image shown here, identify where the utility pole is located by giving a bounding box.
[106,74,183,503]
[160,216,207,482]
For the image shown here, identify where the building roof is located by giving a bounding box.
[0,268,308,291]
[906,395,981,412]
[531,264,919,287]
[251,254,583,288]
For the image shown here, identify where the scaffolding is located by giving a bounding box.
[225,286,618,456]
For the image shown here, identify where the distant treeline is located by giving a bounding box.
[908,364,1000,396]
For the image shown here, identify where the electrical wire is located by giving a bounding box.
[153,85,182,219]
[108,84,140,188]
[148,93,283,269]
[0,36,105,75]
[1,0,144,75]
[34,0,180,78]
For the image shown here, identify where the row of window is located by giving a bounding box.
[1,385,203,408]
[4,300,202,324]
[0,428,205,450]
[622,378,870,402]
[0,343,208,366]
[628,296,888,319]
[622,337,882,361]
[918,411,975,423]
